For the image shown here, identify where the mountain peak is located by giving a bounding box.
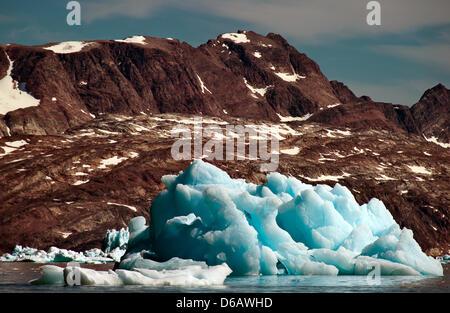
[420,83,448,101]
[412,83,449,143]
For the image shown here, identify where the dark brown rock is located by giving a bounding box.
[411,83,450,143]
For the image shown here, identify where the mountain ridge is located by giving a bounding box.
[1,30,447,145]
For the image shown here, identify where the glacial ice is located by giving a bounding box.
[103,227,130,262]
[1,227,130,263]
[0,245,113,263]
[27,159,444,286]
[30,259,232,286]
[121,160,442,276]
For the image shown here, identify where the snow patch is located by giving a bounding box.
[0,54,40,115]
[196,74,212,94]
[44,41,92,54]
[98,156,128,169]
[253,51,262,58]
[107,202,137,212]
[407,165,432,175]
[220,32,250,44]
[243,78,270,98]
[375,174,396,181]
[275,72,306,82]
[423,135,449,148]
[72,179,89,185]
[327,103,341,108]
[0,140,28,158]
[300,172,351,182]
[277,113,312,122]
[115,36,147,45]
[4,140,28,148]
[280,147,300,155]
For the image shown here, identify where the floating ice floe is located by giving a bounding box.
[30,259,232,286]
[1,227,131,263]
[437,255,450,264]
[0,245,112,264]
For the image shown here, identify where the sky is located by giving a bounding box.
[1,0,449,106]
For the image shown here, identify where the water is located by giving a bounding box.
[0,262,448,293]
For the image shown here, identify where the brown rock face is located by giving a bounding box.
[0,113,448,256]
[0,31,342,136]
[411,84,450,143]
[329,80,360,104]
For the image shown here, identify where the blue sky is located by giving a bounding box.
[1,0,449,106]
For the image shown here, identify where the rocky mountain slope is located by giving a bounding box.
[0,113,448,256]
[0,31,341,137]
[411,83,450,144]
[0,31,448,257]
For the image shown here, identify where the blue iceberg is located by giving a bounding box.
[30,159,443,286]
[120,159,442,276]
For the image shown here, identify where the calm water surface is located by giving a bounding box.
[0,262,448,293]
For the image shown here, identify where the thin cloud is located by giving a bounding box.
[83,0,450,42]
[84,0,165,24]
[374,44,450,72]
[0,14,15,24]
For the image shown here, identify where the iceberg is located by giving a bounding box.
[30,260,231,286]
[1,227,130,263]
[120,159,442,276]
[29,159,443,286]
[103,227,130,262]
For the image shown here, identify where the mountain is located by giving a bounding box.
[0,31,341,137]
[0,31,449,257]
[411,83,450,144]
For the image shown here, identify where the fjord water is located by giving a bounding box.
[0,263,448,293]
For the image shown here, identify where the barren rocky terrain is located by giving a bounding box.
[0,112,448,256]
